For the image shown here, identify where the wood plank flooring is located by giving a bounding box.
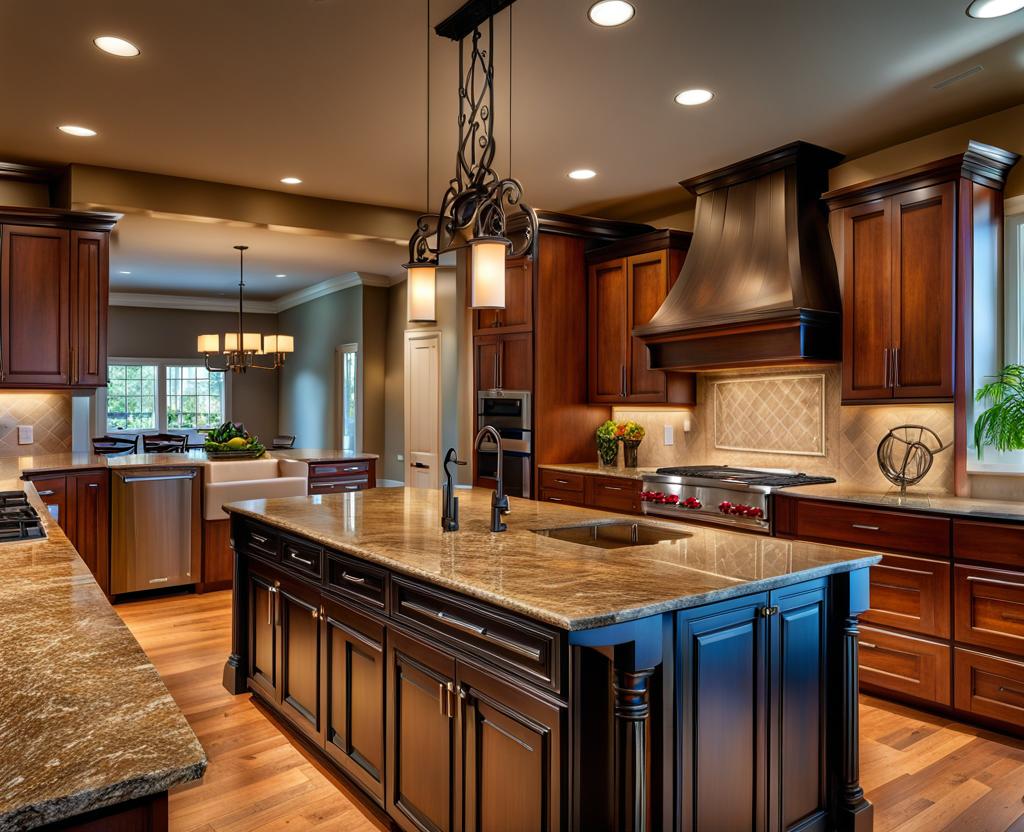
[116,590,1024,832]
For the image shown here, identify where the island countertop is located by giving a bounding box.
[0,477,206,831]
[224,487,880,631]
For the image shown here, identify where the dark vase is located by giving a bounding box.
[622,439,640,468]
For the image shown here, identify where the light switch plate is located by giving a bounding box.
[17,425,33,445]
[663,424,674,446]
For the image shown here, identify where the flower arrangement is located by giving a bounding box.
[595,420,646,467]
[616,420,646,442]
[596,420,619,466]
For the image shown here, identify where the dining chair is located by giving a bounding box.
[92,435,139,456]
[272,434,296,449]
[142,433,189,453]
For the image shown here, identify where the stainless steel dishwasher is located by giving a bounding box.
[111,467,200,594]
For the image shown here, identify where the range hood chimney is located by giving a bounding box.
[634,141,844,371]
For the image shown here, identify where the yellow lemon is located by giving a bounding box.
[226,436,248,449]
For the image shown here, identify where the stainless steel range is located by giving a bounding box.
[641,466,835,533]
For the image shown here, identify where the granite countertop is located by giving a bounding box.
[225,487,879,631]
[538,462,655,481]
[778,482,1024,522]
[0,478,205,830]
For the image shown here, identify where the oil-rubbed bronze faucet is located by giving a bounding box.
[474,426,509,532]
[440,448,465,532]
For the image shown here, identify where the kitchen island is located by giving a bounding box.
[223,486,880,831]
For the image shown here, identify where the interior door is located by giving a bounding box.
[891,182,955,399]
[627,250,670,401]
[405,331,440,488]
[588,258,629,402]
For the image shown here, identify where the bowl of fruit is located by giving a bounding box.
[203,422,267,460]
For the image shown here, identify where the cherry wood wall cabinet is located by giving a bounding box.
[0,208,119,389]
[776,493,1024,735]
[824,142,1018,408]
[25,468,110,593]
[587,231,695,405]
[224,512,874,832]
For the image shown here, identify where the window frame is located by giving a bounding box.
[98,357,232,436]
[336,342,361,453]
[102,360,160,433]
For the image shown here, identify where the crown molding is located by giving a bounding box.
[110,272,399,314]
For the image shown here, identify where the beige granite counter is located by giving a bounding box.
[778,482,1024,522]
[225,487,879,631]
[538,462,655,481]
[0,477,206,830]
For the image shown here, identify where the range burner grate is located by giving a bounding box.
[0,490,45,542]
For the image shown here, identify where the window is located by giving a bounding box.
[166,365,225,429]
[102,359,229,435]
[106,363,158,431]
[337,343,360,453]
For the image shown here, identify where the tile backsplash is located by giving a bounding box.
[613,366,955,494]
[0,393,73,457]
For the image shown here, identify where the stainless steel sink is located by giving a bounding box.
[532,520,690,549]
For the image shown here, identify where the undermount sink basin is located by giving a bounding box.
[532,521,690,549]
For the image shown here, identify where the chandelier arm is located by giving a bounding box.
[203,354,228,374]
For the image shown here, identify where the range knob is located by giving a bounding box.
[718,501,732,513]
[683,497,702,509]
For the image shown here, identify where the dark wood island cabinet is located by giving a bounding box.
[223,487,878,831]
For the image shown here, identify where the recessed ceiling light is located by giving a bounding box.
[674,88,714,106]
[280,177,302,185]
[118,270,131,275]
[568,169,597,180]
[58,125,97,137]
[588,0,635,27]
[275,274,287,278]
[94,36,140,57]
[967,0,1024,17]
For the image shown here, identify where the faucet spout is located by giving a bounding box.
[474,426,509,533]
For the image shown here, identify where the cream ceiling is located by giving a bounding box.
[1,0,1023,297]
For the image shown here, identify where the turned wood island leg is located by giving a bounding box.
[222,531,248,694]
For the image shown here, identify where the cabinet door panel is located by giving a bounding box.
[387,629,456,832]
[29,475,68,532]
[858,624,951,705]
[1,225,70,386]
[588,259,628,402]
[500,257,533,332]
[677,595,767,832]
[475,336,499,391]
[323,597,386,801]
[954,648,1024,729]
[70,230,108,386]
[627,251,669,400]
[459,662,563,832]
[954,564,1024,654]
[862,554,950,638]
[498,332,532,391]
[841,201,892,401]
[279,581,323,740]
[71,471,110,593]
[892,183,955,399]
[248,569,280,702]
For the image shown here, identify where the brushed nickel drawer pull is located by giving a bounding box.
[342,466,363,472]
[998,685,1024,698]
[36,490,55,497]
[852,524,881,531]
[555,478,570,485]
[341,571,366,585]
[148,576,169,584]
[439,682,447,717]
[548,497,563,502]
[603,486,624,492]
[87,483,99,489]
[966,576,1024,590]
[286,548,314,567]
[251,533,269,544]
[400,600,543,661]
[860,641,877,649]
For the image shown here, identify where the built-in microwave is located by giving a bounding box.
[477,389,532,497]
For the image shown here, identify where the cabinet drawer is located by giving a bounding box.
[858,625,951,705]
[538,488,585,507]
[325,550,387,612]
[954,564,1024,654]
[239,522,280,561]
[309,475,370,494]
[539,469,585,494]
[954,648,1024,729]
[280,535,323,580]
[310,460,371,479]
[587,476,641,513]
[954,519,1024,569]
[790,499,950,557]
[862,554,950,638]
[391,577,564,694]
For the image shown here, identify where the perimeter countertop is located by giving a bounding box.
[538,462,654,481]
[0,477,206,831]
[224,487,879,631]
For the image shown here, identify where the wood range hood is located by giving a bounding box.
[634,141,845,371]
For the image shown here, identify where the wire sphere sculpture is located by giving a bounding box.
[876,425,951,495]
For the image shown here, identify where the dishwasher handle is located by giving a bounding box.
[118,472,197,484]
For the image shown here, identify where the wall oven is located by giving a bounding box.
[477,390,532,498]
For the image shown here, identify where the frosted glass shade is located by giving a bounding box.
[264,334,295,354]
[197,333,219,353]
[469,238,508,309]
[406,262,436,322]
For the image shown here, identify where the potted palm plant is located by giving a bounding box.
[974,364,1024,459]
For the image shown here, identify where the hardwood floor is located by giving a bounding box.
[116,590,1024,832]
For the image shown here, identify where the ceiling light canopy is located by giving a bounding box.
[967,0,1024,17]
[280,176,302,185]
[58,125,97,137]
[674,88,714,106]
[94,36,140,56]
[588,0,635,27]
[568,169,597,180]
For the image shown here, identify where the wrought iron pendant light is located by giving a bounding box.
[404,0,537,311]
[198,245,295,373]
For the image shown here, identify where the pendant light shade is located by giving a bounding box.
[405,262,437,322]
[469,237,510,309]
[197,333,220,353]
[264,334,295,354]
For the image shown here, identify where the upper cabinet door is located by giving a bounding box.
[70,231,109,387]
[0,225,70,386]
[840,199,893,401]
[627,250,670,401]
[474,257,532,334]
[588,258,629,402]
[891,183,956,400]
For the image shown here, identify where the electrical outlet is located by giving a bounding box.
[397,453,405,461]
[17,425,33,445]
[663,424,674,446]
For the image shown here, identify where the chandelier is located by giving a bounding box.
[197,245,294,373]
[404,0,537,315]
